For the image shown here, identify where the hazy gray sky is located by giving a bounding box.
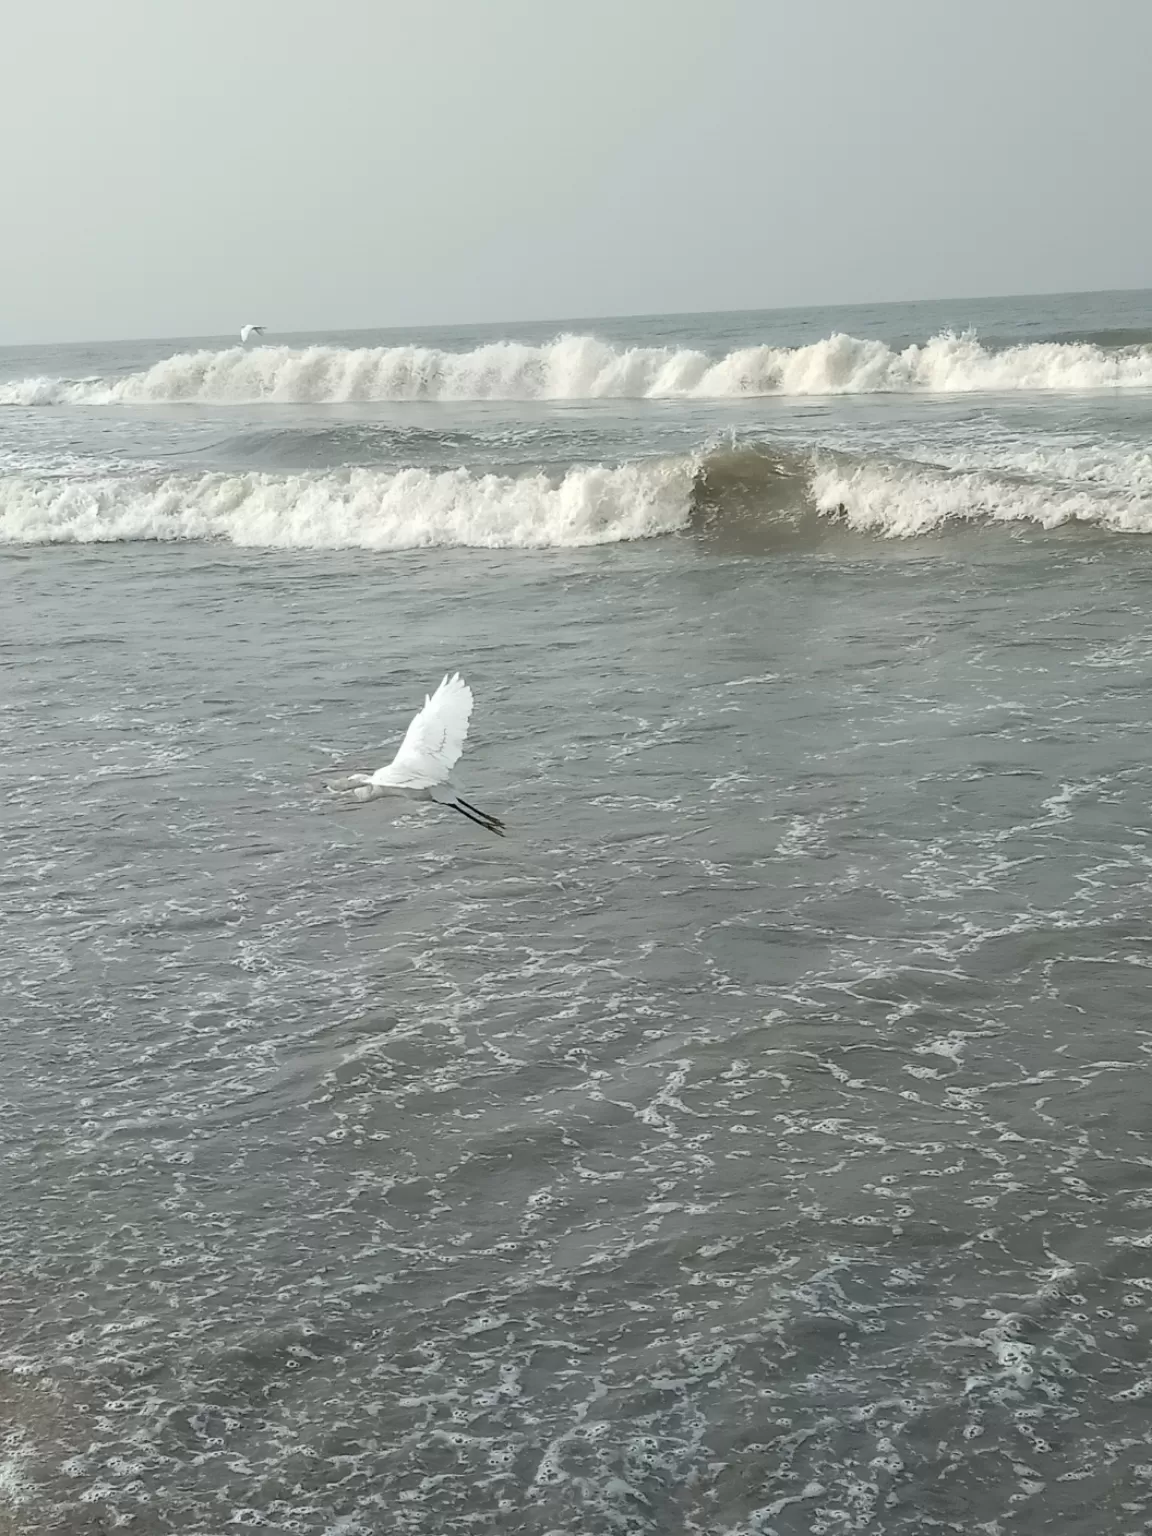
[4,0,1150,342]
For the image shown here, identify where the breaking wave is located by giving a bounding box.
[810,458,1152,538]
[0,460,696,549]
[695,442,1152,542]
[6,331,1152,405]
[4,439,1151,551]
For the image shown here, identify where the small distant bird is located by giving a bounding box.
[239,324,265,343]
[321,673,505,837]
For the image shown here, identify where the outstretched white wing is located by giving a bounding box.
[240,323,265,343]
[373,673,474,788]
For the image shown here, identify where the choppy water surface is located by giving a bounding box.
[3,292,1152,1533]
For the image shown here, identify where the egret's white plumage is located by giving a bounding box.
[321,673,504,836]
[378,672,474,789]
[240,324,265,343]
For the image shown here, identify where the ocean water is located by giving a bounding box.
[3,290,1152,1534]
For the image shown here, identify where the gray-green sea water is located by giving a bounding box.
[3,290,1152,1533]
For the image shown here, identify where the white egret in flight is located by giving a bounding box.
[321,673,505,837]
[240,324,265,343]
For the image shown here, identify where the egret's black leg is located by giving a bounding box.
[449,802,505,837]
[457,796,505,829]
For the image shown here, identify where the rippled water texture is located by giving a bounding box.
[3,529,1152,1533]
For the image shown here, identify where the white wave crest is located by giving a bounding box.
[810,460,1152,538]
[0,459,694,549]
[6,331,1152,405]
[928,438,1152,495]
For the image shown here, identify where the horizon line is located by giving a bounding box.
[3,282,1151,351]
